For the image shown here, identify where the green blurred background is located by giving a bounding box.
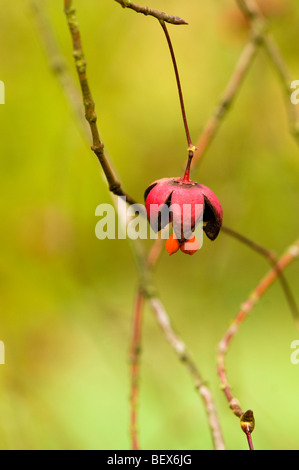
[0,0,299,450]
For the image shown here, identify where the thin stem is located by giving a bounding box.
[236,0,299,144]
[126,237,225,448]
[116,3,194,178]
[221,226,299,326]
[61,0,224,450]
[146,238,164,269]
[149,296,226,450]
[64,0,137,205]
[183,149,195,182]
[129,237,164,451]
[191,0,299,170]
[246,431,254,451]
[129,288,145,450]
[159,20,195,179]
[192,35,261,168]
[31,0,89,140]
[222,225,275,260]
[125,233,226,449]
[217,239,299,438]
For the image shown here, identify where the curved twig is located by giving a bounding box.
[217,239,299,447]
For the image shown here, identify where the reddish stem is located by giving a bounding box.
[246,431,254,451]
[183,149,194,182]
[160,20,195,181]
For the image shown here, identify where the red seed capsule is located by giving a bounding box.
[144,176,223,253]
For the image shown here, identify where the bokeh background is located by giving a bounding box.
[0,0,299,450]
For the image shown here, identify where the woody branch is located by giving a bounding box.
[42,0,298,451]
[64,0,137,205]
[62,0,225,450]
[217,239,299,448]
[114,0,188,25]
[236,0,299,143]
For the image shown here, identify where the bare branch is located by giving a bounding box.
[221,226,299,327]
[39,0,224,450]
[217,239,299,444]
[117,201,225,450]
[192,35,261,167]
[115,0,188,26]
[149,296,225,451]
[221,225,276,261]
[31,0,89,139]
[191,0,299,168]
[236,0,299,144]
[129,288,145,450]
[64,0,137,205]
